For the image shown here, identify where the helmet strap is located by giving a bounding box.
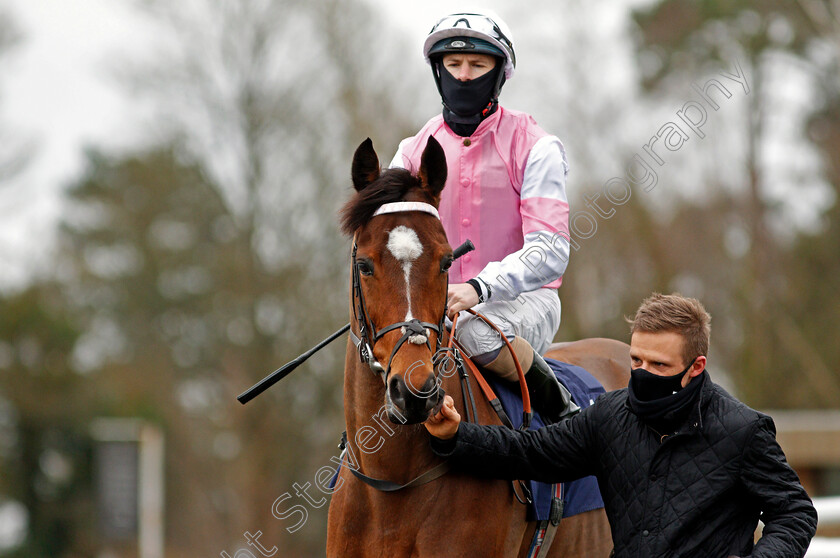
[492,69,506,103]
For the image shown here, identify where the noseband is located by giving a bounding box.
[348,202,447,386]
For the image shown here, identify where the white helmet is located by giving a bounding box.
[423,12,516,80]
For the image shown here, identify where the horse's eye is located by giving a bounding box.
[357,260,374,276]
[441,256,454,273]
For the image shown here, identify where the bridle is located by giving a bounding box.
[348,201,448,387]
[340,202,533,499]
[341,200,465,492]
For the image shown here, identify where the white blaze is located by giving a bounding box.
[386,225,429,344]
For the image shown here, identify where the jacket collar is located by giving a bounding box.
[442,105,504,139]
[625,370,712,436]
[678,372,717,435]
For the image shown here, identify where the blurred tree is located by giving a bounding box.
[631,0,840,407]
[0,9,90,558]
[52,0,423,556]
[59,146,244,555]
[58,144,337,556]
[0,285,93,558]
[782,1,840,406]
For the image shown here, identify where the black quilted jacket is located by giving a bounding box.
[431,377,817,557]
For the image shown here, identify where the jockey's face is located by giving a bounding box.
[441,53,497,81]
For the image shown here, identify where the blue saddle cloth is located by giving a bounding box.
[485,358,605,521]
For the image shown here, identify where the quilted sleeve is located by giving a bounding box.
[740,416,817,558]
[430,402,598,483]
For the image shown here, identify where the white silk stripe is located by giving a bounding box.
[475,230,570,303]
[386,226,429,344]
[520,135,569,202]
[373,202,440,220]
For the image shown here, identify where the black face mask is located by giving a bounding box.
[629,359,696,402]
[438,64,499,117]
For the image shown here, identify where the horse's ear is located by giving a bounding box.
[352,138,380,191]
[419,136,447,205]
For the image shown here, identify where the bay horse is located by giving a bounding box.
[326,136,630,557]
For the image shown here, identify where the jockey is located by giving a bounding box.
[390,11,578,423]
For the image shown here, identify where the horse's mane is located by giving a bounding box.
[340,168,421,236]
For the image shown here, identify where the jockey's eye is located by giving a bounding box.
[440,255,454,273]
[357,260,374,276]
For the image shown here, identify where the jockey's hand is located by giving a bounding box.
[447,283,480,319]
[424,395,461,439]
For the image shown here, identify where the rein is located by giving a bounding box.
[451,309,533,429]
[339,431,452,492]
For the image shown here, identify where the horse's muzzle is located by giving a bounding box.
[387,373,442,424]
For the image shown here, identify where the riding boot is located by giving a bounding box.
[525,351,580,424]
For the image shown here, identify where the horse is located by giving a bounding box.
[326,136,630,558]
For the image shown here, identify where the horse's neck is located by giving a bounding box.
[342,347,439,481]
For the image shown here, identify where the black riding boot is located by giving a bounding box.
[525,351,580,424]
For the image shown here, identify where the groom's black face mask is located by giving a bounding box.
[629,358,696,402]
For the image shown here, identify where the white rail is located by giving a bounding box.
[806,537,840,557]
[814,496,840,525]
[805,497,840,557]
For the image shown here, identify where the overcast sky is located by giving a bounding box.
[0,0,154,288]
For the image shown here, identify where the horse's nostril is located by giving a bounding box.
[417,374,439,402]
[388,376,408,405]
[391,374,439,405]
[387,374,442,424]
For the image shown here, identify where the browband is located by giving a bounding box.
[372,202,440,220]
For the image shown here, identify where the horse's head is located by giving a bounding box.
[341,137,452,425]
